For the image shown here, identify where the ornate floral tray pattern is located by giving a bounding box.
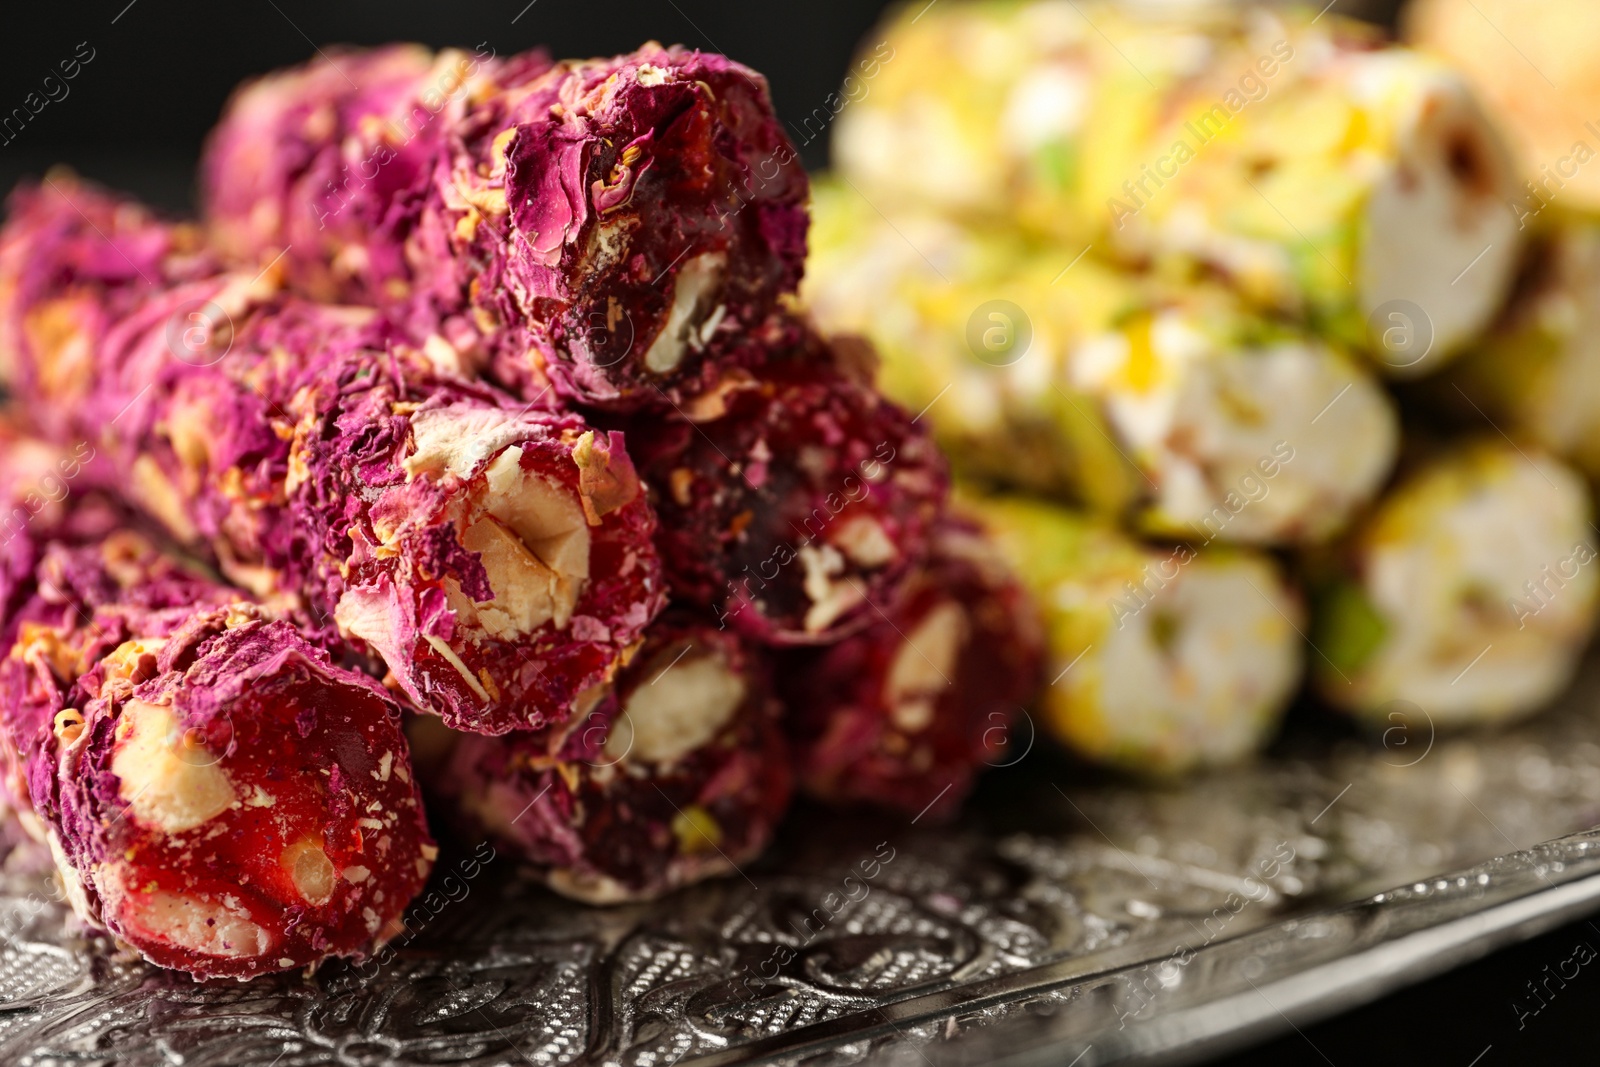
[6,652,1600,1067]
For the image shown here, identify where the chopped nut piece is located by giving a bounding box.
[51,708,84,745]
[112,701,237,835]
[281,839,337,906]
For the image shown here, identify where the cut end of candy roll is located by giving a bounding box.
[430,615,791,903]
[779,519,1045,821]
[979,494,1303,776]
[629,323,948,645]
[1352,51,1523,373]
[383,404,665,735]
[1315,441,1599,728]
[1,531,435,981]
[1407,0,1600,213]
[81,662,431,978]
[1069,550,1302,776]
[470,44,811,408]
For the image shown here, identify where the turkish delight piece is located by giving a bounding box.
[0,518,433,979]
[628,321,947,645]
[202,43,809,409]
[427,613,791,902]
[778,519,1045,820]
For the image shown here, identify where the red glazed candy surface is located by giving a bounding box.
[0,519,435,980]
[628,324,948,645]
[779,521,1046,821]
[84,677,430,977]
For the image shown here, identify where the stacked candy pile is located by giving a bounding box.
[0,43,1042,979]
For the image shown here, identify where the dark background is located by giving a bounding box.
[3,1,1585,1064]
[0,0,901,210]
[0,0,1408,208]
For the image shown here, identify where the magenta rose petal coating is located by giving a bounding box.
[627,321,948,645]
[0,457,435,980]
[426,613,792,903]
[778,519,1046,821]
[202,45,490,309]
[201,43,810,410]
[0,176,666,736]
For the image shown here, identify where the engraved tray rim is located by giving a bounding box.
[709,826,1600,1067]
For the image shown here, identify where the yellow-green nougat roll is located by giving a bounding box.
[835,1,1523,372]
[1314,442,1598,727]
[807,179,1398,546]
[974,492,1303,775]
[1448,214,1600,478]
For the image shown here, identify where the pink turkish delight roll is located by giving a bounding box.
[0,486,434,979]
[0,175,665,736]
[778,519,1046,821]
[202,45,496,311]
[627,321,948,644]
[202,43,809,410]
[426,613,792,902]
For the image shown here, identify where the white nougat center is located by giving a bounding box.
[605,650,745,765]
[454,445,593,637]
[111,700,235,835]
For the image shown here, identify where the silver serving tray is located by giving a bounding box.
[5,649,1600,1067]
